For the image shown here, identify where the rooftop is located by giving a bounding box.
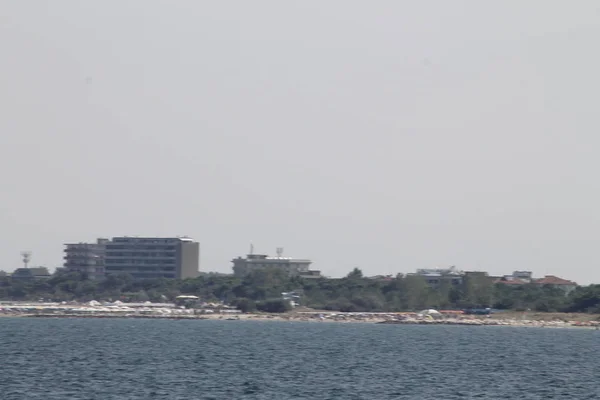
[238,254,311,262]
[495,277,528,285]
[415,267,462,276]
[11,267,51,279]
[534,275,577,286]
[112,236,195,242]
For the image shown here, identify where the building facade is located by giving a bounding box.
[408,266,463,288]
[64,236,200,280]
[511,271,533,282]
[534,275,577,294]
[232,249,315,277]
[63,238,108,279]
[104,237,200,279]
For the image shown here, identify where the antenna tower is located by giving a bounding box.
[249,242,254,255]
[276,247,283,258]
[21,251,32,269]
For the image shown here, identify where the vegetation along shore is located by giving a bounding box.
[2,267,600,317]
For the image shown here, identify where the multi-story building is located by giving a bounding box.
[232,248,317,277]
[511,271,533,282]
[408,266,463,288]
[63,238,108,279]
[104,237,200,279]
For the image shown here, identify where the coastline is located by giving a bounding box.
[2,312,598,329]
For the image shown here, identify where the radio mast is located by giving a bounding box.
[21,251,32,269]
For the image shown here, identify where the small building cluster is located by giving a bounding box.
[1,240,319,282]
[494,271,577,294]
[406,267,578,294]
[0,240,579,292]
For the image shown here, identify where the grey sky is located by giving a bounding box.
[2,1,600,284]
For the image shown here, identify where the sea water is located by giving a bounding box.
[1,318,598,399]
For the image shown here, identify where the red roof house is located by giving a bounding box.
[533,275,577,294]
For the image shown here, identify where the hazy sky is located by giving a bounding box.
[2,1,600,284]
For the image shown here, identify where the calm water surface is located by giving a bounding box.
[0,318,598,399]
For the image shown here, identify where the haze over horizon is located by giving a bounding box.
[2,1,600,284]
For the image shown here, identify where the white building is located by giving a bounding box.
[231,248,317,277]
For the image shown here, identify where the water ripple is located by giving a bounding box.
[0,319,598,399]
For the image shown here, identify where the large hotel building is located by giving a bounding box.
[64,236,200,279]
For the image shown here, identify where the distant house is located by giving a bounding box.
[463,271,491,281]
[511,271,533,282]
[232,248,318,277]
[11,267,51,280]
[299,270,323,279]
[408,266,463,288]
[534,275,577,294]
[494,271,533,284]
[494,276,528,286]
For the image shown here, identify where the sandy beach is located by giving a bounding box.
[2,307,599,329]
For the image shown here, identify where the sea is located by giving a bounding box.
[0,318,598,399]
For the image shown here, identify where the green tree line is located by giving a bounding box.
[1,268,599,313]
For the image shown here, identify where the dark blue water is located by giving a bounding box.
[0,318,598,399]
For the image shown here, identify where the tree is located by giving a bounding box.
[232,298,256,313]
[461,272,493,308]
[346,268,363,279]
[400,275,430,310]
[0,267,594,314]
[565,285,600,313]
[256,299,292,313]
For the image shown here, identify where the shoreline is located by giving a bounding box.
[2,312,598,329]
